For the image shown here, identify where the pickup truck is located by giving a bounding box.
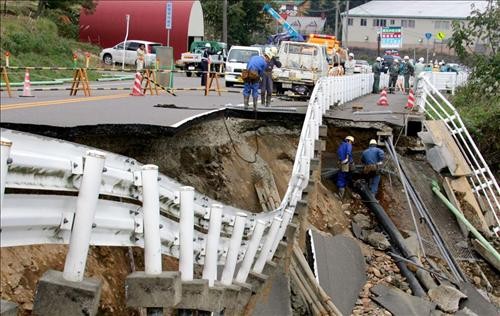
[176,41,227,77]
[272,41,329,97]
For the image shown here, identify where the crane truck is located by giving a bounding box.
[263,4,304,44]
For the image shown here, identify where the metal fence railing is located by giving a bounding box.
[416,74,499,235]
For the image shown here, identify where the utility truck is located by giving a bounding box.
[272,41,329,97]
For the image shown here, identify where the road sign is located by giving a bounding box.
[166,2,173,30]
[436,32,446,40]
[380,27,402,49]
[425,32,432,40]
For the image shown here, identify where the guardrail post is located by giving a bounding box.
[0,138,12,209]
[34,150,105,316]
[221,212,247,285]
[235,220,266,283]
[141,165,162,275]
[253,217,282,274]
[268,208,294,260]
[63,150,106,282]
[202,204,223,286]
[179,186,195,281]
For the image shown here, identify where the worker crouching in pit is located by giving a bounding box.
[242,52,272,110]
[361,139,385,195]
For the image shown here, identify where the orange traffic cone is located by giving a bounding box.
[377,88,389,106]
[130,72,144,96]
[19,69,34,97]
[405,89,415,109]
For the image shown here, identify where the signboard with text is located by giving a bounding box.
[165,1,173,29]
[381,27,402,49]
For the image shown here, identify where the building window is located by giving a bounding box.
[373,19,387,27]
[434,20,450,29]
[390,19,396,25]
[360,18,367,26]
[401,19,415,28]
[348,18,353,26]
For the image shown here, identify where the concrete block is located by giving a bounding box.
[247,271,268,293]
[0,300,18,316]
[319,125,328,138]
[296,199,308,219]
[125,271,181,308]
[230,282,253,315]
[302,181,315,193]
[219,282,240,312]
[310,158,320,171]
[314,139,326,152]
[33,269,102,316]
[262,260,278,276]
[175,279,225,312]
[273,241,288,262]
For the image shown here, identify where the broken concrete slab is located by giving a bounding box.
[371,284,436,316]
[458,282,498,316]
[252,266,292,316]
[308,231,366,315]
[426,146,455,174]
[0,300,18,316]
[351,221,369,241]
[366,231,391,251]
[428,284,467,313]
[352,213,372,229]
[455,307,480,316]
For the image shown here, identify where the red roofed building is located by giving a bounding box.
[79,0,204,59]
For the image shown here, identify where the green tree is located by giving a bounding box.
[36,0,96,38]
[448,0,500,169]
[202,0,274,45]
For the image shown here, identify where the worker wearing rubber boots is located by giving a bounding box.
[402,55,414,94]
[242,52,271,110]
[337,136,355,199]
[361,139,385,195]
[261,47,281,107]
[372,57,382,93]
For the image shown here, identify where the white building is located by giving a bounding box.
[341,1,489,52]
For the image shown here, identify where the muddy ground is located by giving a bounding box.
[1,116,499,315]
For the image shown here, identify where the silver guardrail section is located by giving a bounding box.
[416,73,500,235]
[0,73,373,285]
[379,72,468,95]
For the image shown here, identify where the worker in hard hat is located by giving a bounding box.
[361,139,385,195]
[243,52,272,110]
[414,57,426,91]
[402,56,414,94]
[344,52,356,75]
[200,42,213,86]
[136,44,146,71]
[388,59,400,94]
[336,136,355,199]
[261,47,281,107]
[372,57,382,93]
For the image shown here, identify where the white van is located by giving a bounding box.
[224,46,263,87]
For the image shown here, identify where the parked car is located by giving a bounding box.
[354,60,371,73]
[224,46,262,87]
[381,54,401,73]
[99,40,162,67]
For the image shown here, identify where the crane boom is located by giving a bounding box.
[263,4,304,42]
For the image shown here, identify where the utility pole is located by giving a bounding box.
[222,0,228,44]
[342,0,350,47]
[334,0,339,38]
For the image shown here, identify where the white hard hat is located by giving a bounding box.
[205,43,211,48]
[264,51,273,59]
[270,47,278,55]
[345,136,355,142]
[376,57,382,61]
[394,59,399,63]
[349,53,354,57]
[404,55,409,60]
[369,139,377,146]
[419,57,425,62]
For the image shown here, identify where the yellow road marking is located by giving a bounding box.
[1,93,130,111]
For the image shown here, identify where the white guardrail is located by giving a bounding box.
[0,73,373,286]
[416,73,500,235]
[379,71,468,95]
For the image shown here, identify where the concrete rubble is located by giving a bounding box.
[428,284,467,313]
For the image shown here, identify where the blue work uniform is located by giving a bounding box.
[336,140,353,189]
[361,145,385,194]
[244,55,267,98]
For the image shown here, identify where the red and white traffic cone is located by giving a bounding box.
[405,89,415,109]
[377,88,389,106]
[20,69,34,97]
[130,72,144,96]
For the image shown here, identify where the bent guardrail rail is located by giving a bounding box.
[0,73,373,296]
[416,74,499,236]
